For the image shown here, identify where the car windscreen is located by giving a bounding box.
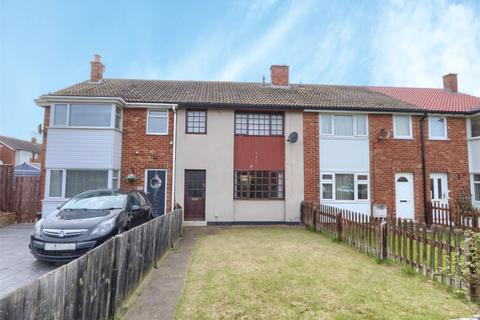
[61,191,127,211]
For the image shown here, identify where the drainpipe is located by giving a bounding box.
[419,113,428,224]
[171,105,178,211]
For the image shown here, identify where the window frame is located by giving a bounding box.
[234,112,284,137]
[320,172,370,202]
[393,115,413,139]
[428,116,448,140]
[469,116,480,139]
[185,109,207,134]
[473,174,480,203]
[319,114,368,137]
[146,109,169,135]
[233,170,285,200]
[50,103,121,130]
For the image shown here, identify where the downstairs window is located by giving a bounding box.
[321,173,369,201]
[474,174,480,202]
[48,169,110,198]
[234,171,284,199]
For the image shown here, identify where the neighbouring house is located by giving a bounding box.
[0,135,41,166]
[35,55,480,224]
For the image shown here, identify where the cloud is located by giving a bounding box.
[372,0,480,95]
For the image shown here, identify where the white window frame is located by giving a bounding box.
[320,172,370,202]
[393,115,413,139]
[428,116,448,140]
[473,174,480,203]
[319,114,368,137]
[46,168,118,199]
[468,116,480,139]
[146,109,169,135]
[50,103,121,130]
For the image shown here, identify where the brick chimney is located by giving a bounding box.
[443,73,458,92]
[90,54,105,82]
[270,65,289,86]
[31,137,37,144]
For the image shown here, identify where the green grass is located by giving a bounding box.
[176,227,478,320]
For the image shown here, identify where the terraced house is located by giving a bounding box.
[35,55,480,225]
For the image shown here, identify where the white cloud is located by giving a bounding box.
[372,0,480,95]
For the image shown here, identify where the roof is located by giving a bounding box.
[48,79,420,112]
[0,135,41,153]
[367,87,480,113]
[14,163,40,177]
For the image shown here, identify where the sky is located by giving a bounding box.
[1,0,479,141]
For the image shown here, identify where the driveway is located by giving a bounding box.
[0,224,60,298]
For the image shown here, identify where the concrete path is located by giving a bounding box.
[124,227,205,320]
[0,224,60,298]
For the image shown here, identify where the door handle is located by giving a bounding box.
[400,200,408,203]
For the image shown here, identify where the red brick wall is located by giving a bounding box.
[369,115,469,222]
[39,107,50,201]
[0,143,15,164]
[120,108,174,210]
[303,113,319,203]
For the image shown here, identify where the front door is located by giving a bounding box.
[395,173,414,219]
[184,170,206,221]
[430,173,449,206]
[145,169,167,216]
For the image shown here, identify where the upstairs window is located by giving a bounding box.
[51,104,120,129]
[393,115,412,139]
[429,116,448,140]
[53,104,67,125]
[186,110,207,134]
[470,116,480,138]
[147,110,168,135]
[320,114,367,137]
[235,113,283,136]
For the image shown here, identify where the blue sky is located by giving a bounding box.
[1,0,479,140]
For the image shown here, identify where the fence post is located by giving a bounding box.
[377,221,388,261]
[313,206,317,230]
[335,212,342,241]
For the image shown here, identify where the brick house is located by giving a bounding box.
[35,55,480,224]
[0,135,41,165]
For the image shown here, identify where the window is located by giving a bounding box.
[112,170,120,190]
[321,173,369,201]
[429,116,447,139]
[49,170,63,197]
[320,114,367,137]
[393,115,412,138]
[186,110,207,134]
[147,110,168,135]
[70,104,112,127]
[470,116,480,138]
[115,107,122,130]
[234,113,283,136]
[474,174,480,202]
[65,170,109,198]
[53,104,67,125]
[234,171,284,199]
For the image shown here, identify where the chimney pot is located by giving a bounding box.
[90,54,105,82]
[31,137,37,144]
[443,73,458,92]
[270,65,289,86]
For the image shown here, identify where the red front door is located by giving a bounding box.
[184,170,206,221]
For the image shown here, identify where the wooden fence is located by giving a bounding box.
[0,209,183,320]
[302,202,475,298]
[0,165,40,223]
[428,201,480,232]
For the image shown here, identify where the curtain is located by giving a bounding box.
[321,115,332,134]
[336,174,354,200]
[54,105,67,125]
[49,170,63,197]
[395,116,411,137]
[70,105,111,127]
[66,170,108,198]
[355,115,367,135]
[429,117,445,137]
[334,116,353,136]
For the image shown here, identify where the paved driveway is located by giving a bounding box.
[0,224,60,298]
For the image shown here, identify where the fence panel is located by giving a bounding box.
[0,165,13,211]
[0,209,183,320]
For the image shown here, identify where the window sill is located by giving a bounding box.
[393,136,413,140]
[468,136,480,141]
[146,132,169,136]
[233,198,285,201]
[320,135,368,140]
[428,138,449,141]
[321,200,370,204]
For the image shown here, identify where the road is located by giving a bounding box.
[0,224,60,298]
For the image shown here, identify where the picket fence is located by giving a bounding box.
[0,209,183,320]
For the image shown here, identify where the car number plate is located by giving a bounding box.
[44,243,76,251]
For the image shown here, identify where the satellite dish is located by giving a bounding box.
[377,129,391,140]
[287,132,298,143]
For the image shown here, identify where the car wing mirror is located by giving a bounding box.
[131,205,141,212]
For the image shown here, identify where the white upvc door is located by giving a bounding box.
[395,173,414,219]
[430,173,449,206]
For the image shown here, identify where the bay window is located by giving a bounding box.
[320,114,367,137]
[47,169,115,198]
[429,116,448,139]
[234,171,284,199]
[321,173,369,201]
[470,116,480,138]
[48,170,63,197]
[51,104,122,129]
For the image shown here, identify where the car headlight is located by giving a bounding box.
[32,219,43,237]
[90,217,116,237]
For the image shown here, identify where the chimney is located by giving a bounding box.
[90,54,105,82]
[270,65,289,86]
[442,73,458,92]
[31,137,37,144]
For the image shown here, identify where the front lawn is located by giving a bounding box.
[176,227,477,320]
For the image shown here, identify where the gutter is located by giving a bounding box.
[171,105,178,211]
[419,113,429,225]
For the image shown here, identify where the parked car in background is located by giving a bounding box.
[30,189,153,262]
